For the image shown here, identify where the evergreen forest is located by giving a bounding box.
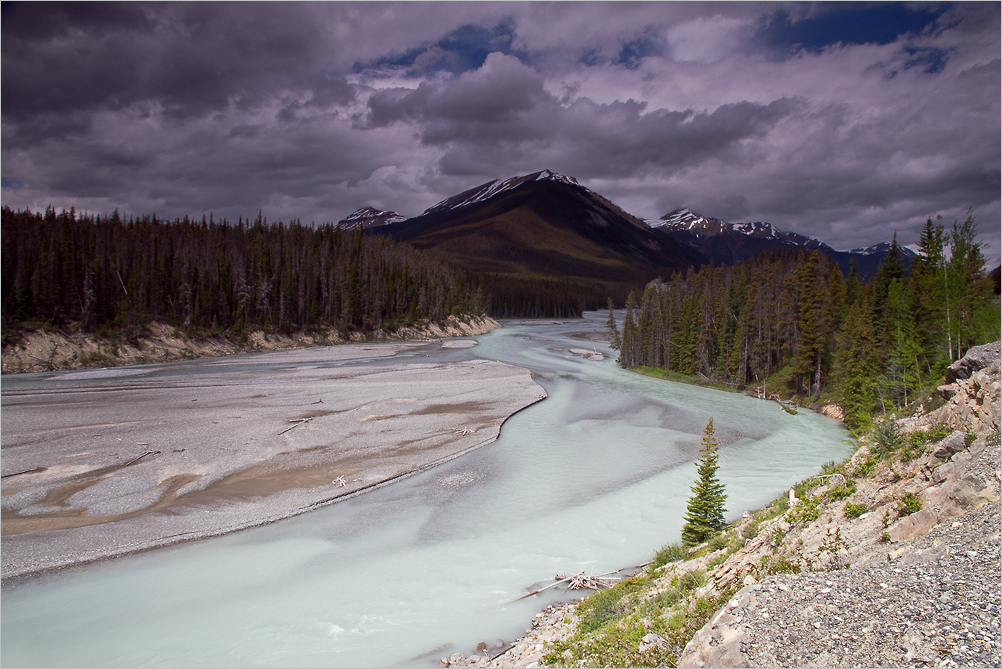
[1,206,486,342]
[616,213,1000,432]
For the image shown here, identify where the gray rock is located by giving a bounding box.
[933,431,969,459]
[898,544,951,566]
[938,384,958,400]
[944,341,1001,384]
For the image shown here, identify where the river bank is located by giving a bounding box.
[446,342,1000,668]
[0,315,500,374]
[2,313,856,668]
[1,335,545,582]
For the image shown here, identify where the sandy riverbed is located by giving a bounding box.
[1,339,545,581]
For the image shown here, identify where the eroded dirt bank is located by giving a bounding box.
[1,315,499,374]
[1,336,545,581]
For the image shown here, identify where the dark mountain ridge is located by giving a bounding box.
[373,170,705,315]
[651,208,917,279]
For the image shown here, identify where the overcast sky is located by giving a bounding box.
[2,2,999,263]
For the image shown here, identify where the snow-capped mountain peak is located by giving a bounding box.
[647,209,726,235]
[336,207,406,231]
[849,241,918,259]
[422,170,584,215]
[651,209,825,248]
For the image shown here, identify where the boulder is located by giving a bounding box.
[932,431,968,459]
[944,341,1000,384]
[937,384,957,400]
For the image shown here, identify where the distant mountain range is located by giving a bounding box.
[336,171,917,311]
[649,208,917,279]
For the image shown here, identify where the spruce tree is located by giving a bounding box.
[681,417,727,546]
[606,296,620,350]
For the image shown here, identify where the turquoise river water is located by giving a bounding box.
[0,312,850,667]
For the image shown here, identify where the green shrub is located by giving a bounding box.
[853,452,881,478]
[708,533,729,552]
[879,531,891,543]
[757,554,801,575]
[844,502,868,519]
[787,496,820,524]
[576,578,646,634]
[651,543,688,570]
[826,478,857,501]
[897,492,922,517]
[676,569,706,593]
[873,419,905,454]
[819,460,842,476]
[637,587,682,616]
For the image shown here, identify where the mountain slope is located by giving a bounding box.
[652,208,916,278]
[385,170,703,287]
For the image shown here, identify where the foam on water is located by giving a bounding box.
[1,313,849,667]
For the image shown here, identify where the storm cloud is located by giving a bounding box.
[2,1,999,261]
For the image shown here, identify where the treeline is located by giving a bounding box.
[1,206,486,340]
[617,213,1000,431]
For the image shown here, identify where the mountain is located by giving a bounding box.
[650,208,916,279]
[379,170,706,315]
[336,206,406,231]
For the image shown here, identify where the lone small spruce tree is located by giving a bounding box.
[681,417,727,546]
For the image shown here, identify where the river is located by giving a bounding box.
[0,313,850,667]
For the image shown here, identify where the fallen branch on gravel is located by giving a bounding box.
[121,450,160,467]
[1,466,48,479]
[279,417,313,435]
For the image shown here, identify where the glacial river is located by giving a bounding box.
[1,313,850,667]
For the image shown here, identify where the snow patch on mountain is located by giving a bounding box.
[422,169,583,216]
[850,241,919,259]
[336,207,406,231]
[654,209,822,249]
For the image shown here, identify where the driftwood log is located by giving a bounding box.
[509,561,651,603]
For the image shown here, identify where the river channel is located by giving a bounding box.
[1,313,850,667]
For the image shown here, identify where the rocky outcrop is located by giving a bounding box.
[944,341,1001,384]
[677,343,1001,668]
[1,316,500,374]
[442,603,580,668]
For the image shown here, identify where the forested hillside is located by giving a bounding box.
[617,214,1000,431]
[1,206,485,341]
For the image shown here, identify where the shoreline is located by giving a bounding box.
[1,334,547,583]
[446,345,1001,668]
[1,315,500,375]
[2,394,548,586]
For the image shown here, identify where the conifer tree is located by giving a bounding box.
[681,417,727,546]
[830,300,877,431]
[606,297,620,350]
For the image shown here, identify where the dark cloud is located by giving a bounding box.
[1,2,997,263]
[1,2,344,121]
[0,1,154,40]
[362,52,799,179]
